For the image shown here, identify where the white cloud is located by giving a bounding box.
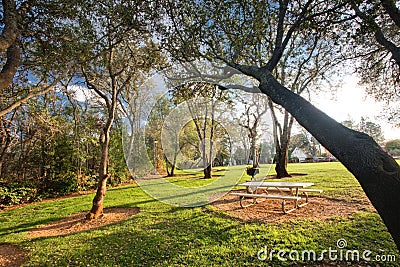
[67,84,92,102]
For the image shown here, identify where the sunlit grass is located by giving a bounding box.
[0,162,399,266]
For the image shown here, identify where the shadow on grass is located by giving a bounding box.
[0,218,61,238]
[28,209,256,266]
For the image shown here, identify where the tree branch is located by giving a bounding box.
[351,1,400,67]
[0,41,21,91]
[0,0,19,51]
[380,0,400,28]
[265,0,313,71]
[81,66,112,110]
[0,72,68,117]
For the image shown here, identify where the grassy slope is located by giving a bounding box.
[0,162,399,266]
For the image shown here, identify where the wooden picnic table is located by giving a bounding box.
[231,181,322,214]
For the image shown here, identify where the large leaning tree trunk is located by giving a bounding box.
[241,67,400,250]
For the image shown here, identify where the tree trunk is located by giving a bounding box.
[275,143,290,178]
[165,154,176,177]
[204,164,212,178]
[269,99,293,178]
[86,128,110,220]
[257,71,400,250]
[170,150,178,177]
[166,155,171,177]
[0,131,12,179]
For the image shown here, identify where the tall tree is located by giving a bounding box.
[238,93,268,168]
[173,82,232,178]
[268,29,342,178]
[79,1,160,219]
[161,0,400,249]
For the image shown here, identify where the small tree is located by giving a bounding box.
[79,1,160,219]
[172,82,232,178]
[238,93,268,169]
[386,139,400,155]
[342,117,385,143]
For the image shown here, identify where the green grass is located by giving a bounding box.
[1,162,399,266]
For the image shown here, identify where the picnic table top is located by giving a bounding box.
[238,181,314,188]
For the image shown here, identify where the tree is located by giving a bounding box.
[268,28,341,178]
[172,82,233,178]
[358,117,385,143]
[0,0,93,116]
[342,117,385,143]
[346,1,400,126]
[238,93,268,168]
[78,1,160,219]
[0,108,17,177]
[147,95,180,176]
[386,139,400,155]
[349,0,399,89]
[161,0,400,249]
[290,130,322,158]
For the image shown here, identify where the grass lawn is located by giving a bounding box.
[1,162,399,266]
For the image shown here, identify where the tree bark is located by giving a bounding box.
[204,164,212,179]
[86,128,110,220]
[269,99,293,178]
[275,141,290,178]
[0,0,21,91]
[0,41,21,91]
[255,69,400,250]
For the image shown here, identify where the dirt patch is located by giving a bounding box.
[212,192,374,223]
[0,244,26,267]
[27,207,140,238]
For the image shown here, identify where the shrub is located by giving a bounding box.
[0,185,39,207]
[42,171,79,197]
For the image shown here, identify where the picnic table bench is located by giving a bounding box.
[231,181,323,214]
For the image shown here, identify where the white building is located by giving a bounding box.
[291,147,312,162]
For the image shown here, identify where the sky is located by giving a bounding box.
[70,73,400,142]
[309,75,400,141]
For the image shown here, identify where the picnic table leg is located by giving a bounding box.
[283,188,305,213]
[297,192,309,208]
[282,200,298,214]
[294,188,299,208]
[239,196,257,208]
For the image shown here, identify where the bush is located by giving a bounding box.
[42,171,79,197]
[0,185,39,207]
[77,174,98,191]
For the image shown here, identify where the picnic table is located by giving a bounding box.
[231,181,322,214]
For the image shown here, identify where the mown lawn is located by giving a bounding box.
[1,162,399,266]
